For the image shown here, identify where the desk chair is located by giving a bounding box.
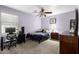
[7,33,17,49]
[0,37,10,51]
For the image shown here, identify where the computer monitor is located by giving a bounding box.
[5,27,16,33]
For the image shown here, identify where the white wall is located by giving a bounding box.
[19,14,41,33]
[0,5,41,34]
[41,17,50,29]
[41,11,75,34]
[55,11,75,34]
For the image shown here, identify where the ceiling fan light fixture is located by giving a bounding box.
[33,7,52,17]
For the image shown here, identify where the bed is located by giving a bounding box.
[27,32,49,43]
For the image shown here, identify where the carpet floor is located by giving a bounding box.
[0,39,59,54]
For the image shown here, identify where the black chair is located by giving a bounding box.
[6,33,17,49]
[0,37,10,51]
[17,31,25,43]
[17,27,25,44]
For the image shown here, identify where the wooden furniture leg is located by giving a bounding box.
[1,37,3,51]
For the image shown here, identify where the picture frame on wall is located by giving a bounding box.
[50,18,56,24]
[70,19,76,32]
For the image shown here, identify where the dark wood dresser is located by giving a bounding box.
[51,32,59,40]
[60,33,78,54]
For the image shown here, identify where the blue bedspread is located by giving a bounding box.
[27,32,49,43]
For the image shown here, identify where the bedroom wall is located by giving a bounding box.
[0,5,41,34]
[19,14,41,34]
[41,11,75,34]
[41,17,50,29]
[55,11,75,34]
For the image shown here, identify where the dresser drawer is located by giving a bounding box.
[60,35,78,54]
[51,32,59,40]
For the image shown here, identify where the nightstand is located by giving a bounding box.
[51,32,59,40]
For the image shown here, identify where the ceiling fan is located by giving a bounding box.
[33,8,52,17]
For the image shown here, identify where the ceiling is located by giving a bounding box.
[5,5,77,16]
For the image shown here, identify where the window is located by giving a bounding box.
[1,13,19,33]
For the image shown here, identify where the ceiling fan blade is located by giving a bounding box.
[45,12,52,14]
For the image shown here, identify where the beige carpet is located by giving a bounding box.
[0,39,59,54]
